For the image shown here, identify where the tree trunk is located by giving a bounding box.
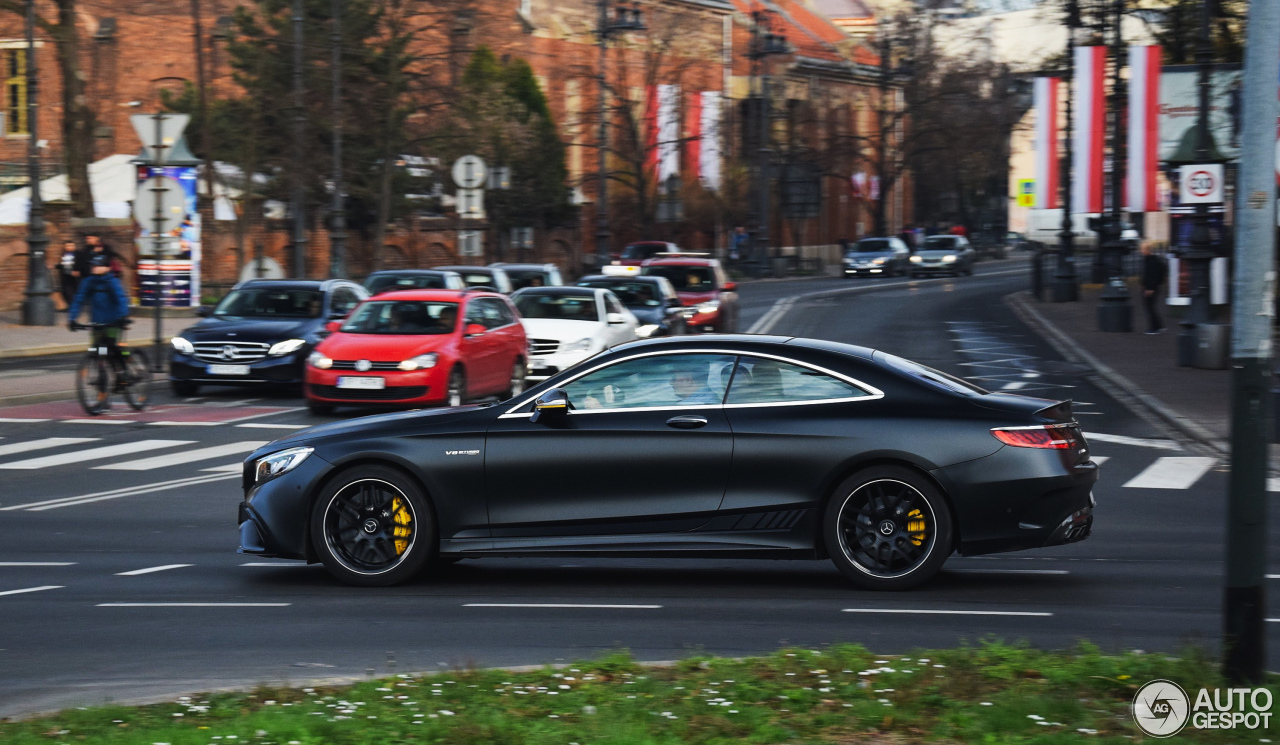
[372,149,393,272]
[54,0,93,218]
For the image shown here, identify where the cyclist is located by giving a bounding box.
[68,251,132,385]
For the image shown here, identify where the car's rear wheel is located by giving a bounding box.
[824,466,953,590]
[505,360,526,400]
[447,367,466,407]
[310,465,434,587]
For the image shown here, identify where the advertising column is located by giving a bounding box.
[136,165,201,308]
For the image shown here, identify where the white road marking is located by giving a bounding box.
[1267,575,1280,579]
[1083,432,1182,450]
[0,585,63,597]
[463,603,663,609]
[147,421,224,427]
[1091,456,1109,465]
[1122,457,1217,490]
[241,562,308,567]
[201,463,243,473]
[0,439,195,470]
[947,569,1070,575]
[999,382,1028,390]
[0,418,52,422]
[0,562,76,567]
[0,472,239,512]
[116,564,194,576]
[1267,478,1280,493]
[236,423,309,430]
[842,608,1052,617]
[97,602,291,607]
[96,441,267,471]
[223,407,306,424]
[0,437,98,457]
[59,419,132,425]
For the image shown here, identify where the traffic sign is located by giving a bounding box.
[132,175,187,240]
[129,114,190,164]
[456,188,485,219]
[1178,163,1224,204]
[1016,179,1035,207]
[452,155,487,188]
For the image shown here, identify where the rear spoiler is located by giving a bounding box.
[1035,399,1074,422]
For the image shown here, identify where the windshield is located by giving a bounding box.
[577,280,662,307]
[365,274,449,293]
[922,237,960,250]
[514,293,600,321]
[878,352,989,396]
[456,272,496,289]
[853,239,891,253]
[642,265,715,292]
[505,270,551,291]
[339,301,458,335]
[214,288,323,318]
[621,243,668,260]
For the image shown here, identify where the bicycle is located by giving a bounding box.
[73,320,152,415]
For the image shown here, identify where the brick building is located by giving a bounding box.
[0,0,906,310]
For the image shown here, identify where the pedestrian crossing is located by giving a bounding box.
[0,437,265,472]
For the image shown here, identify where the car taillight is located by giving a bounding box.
[991,424,1082,449]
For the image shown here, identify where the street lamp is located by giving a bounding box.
[1096,0,1133,331]
[747,10,790,278]
[1051,0,1081,303]
[20,0,54,326]
[593,0,645,272]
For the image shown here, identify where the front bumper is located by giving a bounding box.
[305,365,449,405]
[238,449,333,559]
[527,349,595,382]
[170,351,306,385]
[844,264,888,275]
[911,262,958,274]
[680,307,723,333]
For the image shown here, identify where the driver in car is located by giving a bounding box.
[671,362,720,405]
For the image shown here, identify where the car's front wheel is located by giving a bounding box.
[310,464,435,587]
[824,466,953,590]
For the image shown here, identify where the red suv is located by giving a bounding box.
[305,290,527,414]
[641,256,739,333]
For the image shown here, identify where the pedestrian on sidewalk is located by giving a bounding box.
[57,240,79,309]
[730,226,749,262]
[1141,241,1167,334]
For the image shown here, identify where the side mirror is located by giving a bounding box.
[325,320,342,333]
[606,312,626,325]
[196,306,212,318]
[464,323,487,337]
[721,281,737,292]
[530,388,571,423]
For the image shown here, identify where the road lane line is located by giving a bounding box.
[947,569,1070,575]
[1090,456,1110,465]
[222,407,306,424]
[235,423,309,430]
[96,441,267,471]
[0,562,76,566]
[0,437,98,457]
[201,463,243,473]
[147,421,224,427]
[27,473,240,511]
[1267,575,1279,579]
[97,602,291,607]
[2,472,239,511]
[842,608,1052,617]
[0,418,52,422]
[0,439,195,470]
[463,603,663,609]
[1122,457,1217,490]
[1082,432,1182,450]
[116,564,194,576]
[0,585,63,597]
[59,419,132,425]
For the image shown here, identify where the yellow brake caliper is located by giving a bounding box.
[906,508,927,547]
[390,497,413,555]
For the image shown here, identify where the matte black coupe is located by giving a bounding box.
[238,335,1097,589]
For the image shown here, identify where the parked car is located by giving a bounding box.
[843,237,911,277]
[910,235,976,277]
[576,274,687,338]
[641,256,738,333]
[363,269,466,294]
[489,262,564,290]
[613,241,678,267]
[511,286,639,382]
[305,290,527,414]
[168,279,367,397]
[431,265,514,294]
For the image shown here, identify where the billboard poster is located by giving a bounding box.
[135,165,201,308]
[1159,66,1242,162]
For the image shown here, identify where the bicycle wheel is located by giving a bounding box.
[122,349,153,411]
[76,354,112,415]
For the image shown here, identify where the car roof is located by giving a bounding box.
[366,269,458,276]
[513,286,598,297]
[434,265,498,273]
[489,263,554,271]
[235,279,326,291]
[642,257,720,267]
[578,274,662,283]
[365,289,496,302]
[605,334,877,359]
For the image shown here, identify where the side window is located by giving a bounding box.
[330,287,360,315]
[463,300,485,327]
[726,357,870,405]
[604,293,625,316]
[495,299,517,326]
[563,353,738,411]
[477,298,508,328]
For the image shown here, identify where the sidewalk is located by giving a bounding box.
[0,310,196,359]
[1008,285,1230,453]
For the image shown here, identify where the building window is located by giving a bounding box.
[4,48,27,136]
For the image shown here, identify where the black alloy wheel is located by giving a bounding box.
[824,466,953,590]
[447,368,466,407]
[311,465,434,587]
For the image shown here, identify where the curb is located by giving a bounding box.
[1005,290,1228,455]
[0,389,80,407]
[0,343,87,360]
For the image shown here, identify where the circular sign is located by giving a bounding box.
[1131,679,1190,738]
[1186,170,1217,198]
[452,155,487,188]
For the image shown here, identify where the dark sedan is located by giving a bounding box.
[364,269,466,294]
[169,279,367,396]
[910,235,976,277]
[575,274,687,338]
[843,237,911,277]
[238,335,1097,588]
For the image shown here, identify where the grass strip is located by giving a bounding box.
[2,642,1274,744]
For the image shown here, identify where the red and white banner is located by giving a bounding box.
[698,91,721,190]
[1072,46,1106,214]
[1033,77,1060,209]
[1127,46,1161,212]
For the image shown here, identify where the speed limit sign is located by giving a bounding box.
[1179,163,1223,204]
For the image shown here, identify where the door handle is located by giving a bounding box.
[666,415,708,429]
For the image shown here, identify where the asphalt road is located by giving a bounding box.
[0,256,1275,718]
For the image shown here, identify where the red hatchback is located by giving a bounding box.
[641,256,739,333]
[305,290,528,414]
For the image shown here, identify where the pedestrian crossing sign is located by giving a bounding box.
[1016,179,1035,207]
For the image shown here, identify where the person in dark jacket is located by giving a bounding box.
[69,252,132,361]
[1140,242,1167,334]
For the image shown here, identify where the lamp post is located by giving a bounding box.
[20,0,54,326]
[1096,0,1132,331]
[1052,0,1081,303]
[747,10,789,279]
[593,0,645,272]
[329,0,346,279]
[290,0,307,278]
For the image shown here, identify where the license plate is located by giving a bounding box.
[207,364,250,376]
[337,376,386,390]
[529,359,548,370]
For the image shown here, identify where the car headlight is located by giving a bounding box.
[871,258,885,265]
[942,255,957,263]
[254,446,313,485]
[910,255,922,263]
[635,324,660,338]
[268,338,306,356]
[170,336,194,355]
[307,351,333,369]
[563,338,592,352]
[697,300,721,314]
[398,353,439,371]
